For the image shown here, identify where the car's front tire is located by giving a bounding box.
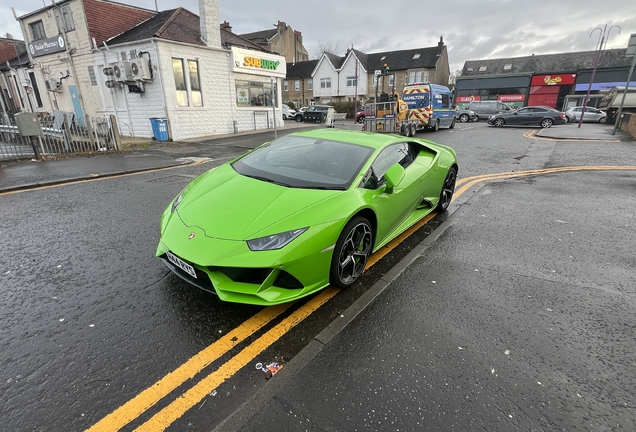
[438,166,457,212]
[330,216,373,288]
[540,118,553,128]
[357,116,365,124]
[295,116,303,123]
[493,118,505,127]
[459,113,469,123]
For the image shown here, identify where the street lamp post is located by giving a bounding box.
[579,24,620,128]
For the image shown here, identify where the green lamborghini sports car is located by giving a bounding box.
[157,129,457,306]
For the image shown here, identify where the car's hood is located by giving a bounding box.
[176,164,339,240]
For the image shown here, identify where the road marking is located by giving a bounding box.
[0,160,211,196]
[523,129,621,142]
[83,164,635,431]
[86,303,292,432]
[133,288,338,432]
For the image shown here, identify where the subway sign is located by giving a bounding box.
[243,57,280,70]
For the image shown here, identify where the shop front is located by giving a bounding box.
[455,74,531,109]
[231,47,287,130]
[527,74,576,110]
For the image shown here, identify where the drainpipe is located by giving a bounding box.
[150,38,172,138]
[103,40,134,136]
[96,38,121,133]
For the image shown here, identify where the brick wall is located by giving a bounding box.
[619,113,636,139]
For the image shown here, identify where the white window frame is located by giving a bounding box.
[307,79,313,90]
[294,80,300,91]
[172,57,203,107]
[346,76,357,87]
[320,77,331,89]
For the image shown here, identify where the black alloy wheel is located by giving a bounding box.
[330,216,373,288]
[357,116,365,124]
[438,166,457,212]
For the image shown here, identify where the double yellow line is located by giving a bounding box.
[85,164,636,431]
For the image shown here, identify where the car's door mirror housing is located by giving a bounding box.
[384,163,405,192]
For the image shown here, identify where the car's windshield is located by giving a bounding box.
[232,135,374,190]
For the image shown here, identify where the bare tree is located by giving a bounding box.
[313,41,340,59]
[448,69,462,86]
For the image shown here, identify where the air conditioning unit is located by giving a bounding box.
[45,78,62,93]
[112,61,133,82]
[130,57,152,81]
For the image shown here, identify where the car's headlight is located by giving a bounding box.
[171,189,185,213]
[247,228,308,251]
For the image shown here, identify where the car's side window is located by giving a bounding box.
[363,143,412,189]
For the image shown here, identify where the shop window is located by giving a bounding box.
[55,4,75,32]
[29,21,45,41]
[172,58,202,107]
[308,79,312,90]
[320,78,331,89]
[235,79,277,107]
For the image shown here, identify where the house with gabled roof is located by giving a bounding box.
[304,37,450,106]
[456,49,634,110]
[284,59,318,108]
[16,0,156,120]
[239,21,308,64]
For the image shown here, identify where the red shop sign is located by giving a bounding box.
[498,94,525,102]
[456,95,480,102]
[531,74,576,86]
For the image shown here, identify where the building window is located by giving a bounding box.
[294,80,300,91]
[88,66,97,86]
[467,67,473,72]
[413,53,421,59]
[284,81,288,92]
[188,60,202,107]
[29,72,43,108]
[504,64,512,70]
[307,79,312,90]
[320,78,331,89]
[55,4,75,32]
[29,21,45,41]
[235,79,277,107]
[346,76,357,87]
[423,71,429,82]
[479,66,487,72]
[172,58,202,107]
[409,71,423,84]
[322,99,330,104]
[388,74,394,87]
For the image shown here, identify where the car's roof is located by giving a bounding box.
[289,129,421,150]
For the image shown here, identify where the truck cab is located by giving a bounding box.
[401,83,455,131]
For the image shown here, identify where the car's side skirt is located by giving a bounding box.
[373,203,436,252]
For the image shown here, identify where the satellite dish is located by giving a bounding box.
[5,33,14,39]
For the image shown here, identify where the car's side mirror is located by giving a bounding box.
[384,163,405,192]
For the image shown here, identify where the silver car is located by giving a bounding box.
[565,106,606,123]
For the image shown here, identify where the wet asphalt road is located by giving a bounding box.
[1,122,635,431]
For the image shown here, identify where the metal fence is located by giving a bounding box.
[0,113,118,162]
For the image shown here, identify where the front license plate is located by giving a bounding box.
[166,251,197,279]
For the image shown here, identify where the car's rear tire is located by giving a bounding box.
[540,118,553,128]
[599,117,606,123]
[433,120,439,132]
[438,166,457,212]
[474,115,480,122]
[330,216,373,288]
[295,116,303,122]
[400,124,407,136]
[357,116,365,124]
[449,119,455,129]
[494,118,505,127]
[459,113,469,123]
[410,124,417,136]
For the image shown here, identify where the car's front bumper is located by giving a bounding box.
[156,213,345,305]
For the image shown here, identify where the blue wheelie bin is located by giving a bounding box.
[150,118,169,141]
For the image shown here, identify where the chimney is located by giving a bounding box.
[199,0,221,48]
[438,35,444,54]
[220,21,232,33]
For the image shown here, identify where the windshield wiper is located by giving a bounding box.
[311,186,346,191]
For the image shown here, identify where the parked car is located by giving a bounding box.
[355,105,367,123]
[294,105,332,123]
[487,106,566,128]
[455,108,479,123]
[565,106,606,123]
[156,129,458,305]
[282,105,296,120]
[468,101,513,119]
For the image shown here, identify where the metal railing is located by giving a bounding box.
[0,113,118,161]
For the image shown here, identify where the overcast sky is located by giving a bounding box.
[3,0,636,72]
